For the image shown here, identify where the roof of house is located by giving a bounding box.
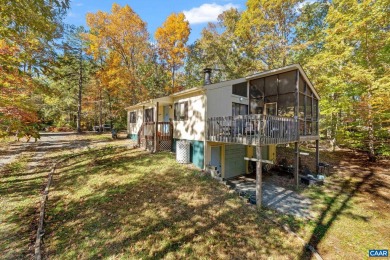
[126,64,319,111]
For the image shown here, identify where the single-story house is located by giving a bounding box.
[126,64,320,185]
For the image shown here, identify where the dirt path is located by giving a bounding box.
[0,133,133,168]
[0,133,134,259]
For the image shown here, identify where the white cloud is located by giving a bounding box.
[297,0,316,11]
[75,3,83,7]
[183,3,239,24]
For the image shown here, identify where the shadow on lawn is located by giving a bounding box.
[45,149,306,259]
[298,149,389,258]
[0,136,127,260]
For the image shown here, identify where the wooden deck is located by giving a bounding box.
[207,114,302,145]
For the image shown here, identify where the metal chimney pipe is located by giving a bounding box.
[203,68,212,85]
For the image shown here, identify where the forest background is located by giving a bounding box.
[0,0,389,160]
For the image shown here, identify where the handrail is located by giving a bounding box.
[207,114,298,145]
[138,122,173,151]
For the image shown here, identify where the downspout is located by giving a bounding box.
[203,88,207,170]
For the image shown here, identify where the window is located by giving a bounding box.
[232,102,248,116]
[144,108,154,122]
[129,111,136,123]
[232,82,247,97]
[174,101,188,121]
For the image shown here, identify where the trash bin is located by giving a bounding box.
[176,140,190,164]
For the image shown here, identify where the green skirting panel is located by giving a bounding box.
[173,138,204,169]
[128,134,138,140]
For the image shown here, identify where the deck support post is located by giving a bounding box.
[154,102,159,153]
[294,142,299,189]
[256,145,262,208]
[315,140,319,173]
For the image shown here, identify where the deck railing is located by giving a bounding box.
[207,114,298,145]
[138,122,173,151]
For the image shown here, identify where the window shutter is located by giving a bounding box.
[174,103,178,121]
[184,102,188,120]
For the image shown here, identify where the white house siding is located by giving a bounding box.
[127,108,143,137]
[205,78,248,118]
[172,93,205,142]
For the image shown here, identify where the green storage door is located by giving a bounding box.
[224,144,246,179]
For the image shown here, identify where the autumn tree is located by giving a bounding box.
[0,0,69,139]
[85,3,150,107]
[304,0,390,160]
[183,42,207,87]
[155,13,190,92]
[294,0,330,65]
[196,8,259,81]
[237,0,301,69]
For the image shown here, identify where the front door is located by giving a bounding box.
[211,146,221,175]
[162,105,170,134]
[163,105,170,122]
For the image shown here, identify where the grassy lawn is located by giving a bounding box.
[268,147,390,259]
[45,146,308,259]
[2,137,388,259]
[0,154,48,259]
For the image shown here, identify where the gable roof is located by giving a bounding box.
[245,64,320,100]
[126,64,319,111]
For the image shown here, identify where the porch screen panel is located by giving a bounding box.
[249,78,264,98]
[299,75,305,93]
[313,98,318,120]
[278,94,295,117]
[249,78,265,115]
[265,95,277,104]
[306,95,312,119]
[278,71,296,94]
[299,93,305,119]
[250,98,263,114]
[265,75,278,96]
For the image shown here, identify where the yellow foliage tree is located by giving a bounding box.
[85,3,150,105]
[155,13,190,92]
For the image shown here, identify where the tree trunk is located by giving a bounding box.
[172,66,175,93]
[367,86,376,161]
[76,48,83,133]
[107,92,113,129]
[99,88,103,132]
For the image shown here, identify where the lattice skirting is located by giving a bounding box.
[159,140,172,151]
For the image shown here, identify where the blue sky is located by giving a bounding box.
[64,0,247,44]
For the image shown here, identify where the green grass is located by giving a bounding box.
[44,146,309,259]
[270,147,390,259]
[0,155,48,259]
